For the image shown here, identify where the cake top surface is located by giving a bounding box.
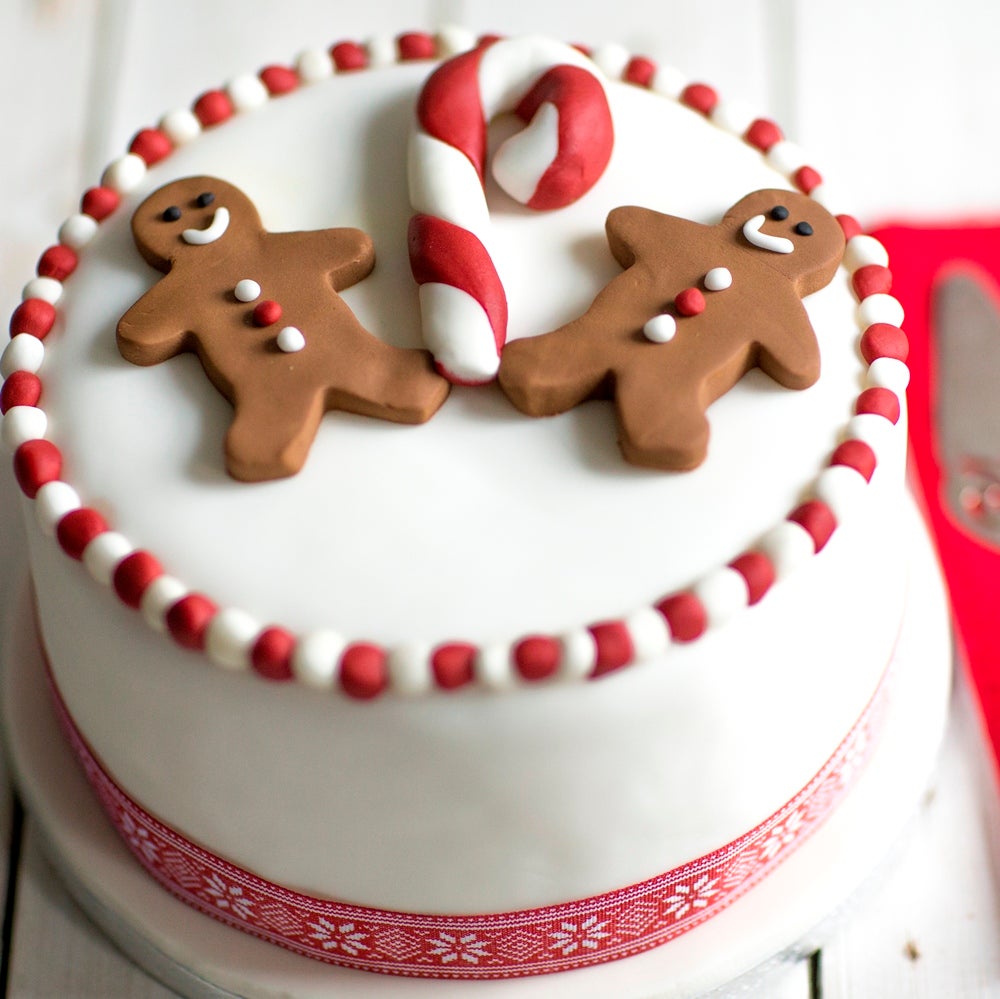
[3,30,908,697]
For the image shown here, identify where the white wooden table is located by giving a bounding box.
[3,2,1000,995]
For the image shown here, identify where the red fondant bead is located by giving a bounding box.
[10,298,56,339]
[431,642,476,690]
[252,300,282,326]
[252,627,296,681]
[513,636,560,681]
[113,550,164,608]
[570,43,592,57]
[330,41,367,71]
[789,500,837,553]
[836,214,863,241]
[129,128,172,166]
[860,323,909,364]
[675,287,706,316]
[624,56,657,88]
[855,386,901,425]
[166,594,218,650]
[656,592,707,643]
[478,34,503,48]
[745,118,783,152]
[80,186,120,221]
[38,244,78,281]
[260,65,299,95]
[729,551,775,606]
[1,371,42,413]
[794,166,823,194]
[340,643,388,699]
[13,439,62,499]
[193,90,234,127]
[681,83,718,115]
[852,265,892,300]
[831,439,877,482]
[588,621,634,677]
[397,32,436,61]
[57,507,108,560]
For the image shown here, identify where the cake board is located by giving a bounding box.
[0,496,952,999]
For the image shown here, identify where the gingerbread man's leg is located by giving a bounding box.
[225,388,326,482]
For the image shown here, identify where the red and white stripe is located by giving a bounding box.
[408,37,615,384]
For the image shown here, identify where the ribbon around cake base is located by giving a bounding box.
[46,659,891,980]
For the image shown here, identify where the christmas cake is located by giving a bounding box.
[3,28,949,989]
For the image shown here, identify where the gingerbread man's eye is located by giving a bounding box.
[196,192,215,208]
[161,206,181,222]
[795,221,814,236]
[770,205,789,221]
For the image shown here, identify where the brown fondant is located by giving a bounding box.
[498,188,845,471]
[118,176,449,481]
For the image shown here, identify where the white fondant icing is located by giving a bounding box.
[408,132,491,241]
[205,608,259,671]
[758,521,816,580]
[417,283,498,381]
[295,48,334,84]
[101,153,146,194]
[866,357,911,395]
[436,25,476,57]
[366,35,397,68]
[742,214,794,254]
[58,213,99,250]
[590,42,630,80]
[181,207,230,245]
[858,293,905,329]
[844,234,890,270]
[846,413,896,463]
[643,312,677,343]
[475,642,517,690]
[765,139,808,176]
[276,326,305,353]
[82,531,132,586]
[140,575,188,633]
[1,405,46,451]
[816,464,869,523]
[492,101,561,205]
[233,279,261,303]
[292,630,345,689]
[625,606,671,660]
[387,642,433,696]
[650,63,687,99]
[1,333,45,378]
[159,108,202,146]
[693,567,748,629]
[704,266,733,291]
[33,481,80,535]
[23,276,62,305]
[710,99,756,137]
[227,73,270,112]
[559,628,597,680]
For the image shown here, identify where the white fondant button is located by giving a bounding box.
[277,326,306,353]
[643,314,676,343]
[704,267,733,291]
[234,279,261,302]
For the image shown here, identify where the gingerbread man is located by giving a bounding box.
[118,176,449,481]
[498,188,845,471]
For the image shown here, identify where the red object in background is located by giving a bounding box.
[872,220,1000,774]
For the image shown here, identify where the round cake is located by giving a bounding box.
[2,28,949,991]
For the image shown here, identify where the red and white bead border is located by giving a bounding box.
[1,31,909,700]
[48,648,893,978]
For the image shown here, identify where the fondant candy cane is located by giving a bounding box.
[408,37,614,384]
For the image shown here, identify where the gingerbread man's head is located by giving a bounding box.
[722,188,844,296]
[129,176,262,273]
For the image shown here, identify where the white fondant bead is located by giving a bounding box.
[57,213,99,250]
[758,521,815,580]
[650,64,687,99]
[388,642,433,696]
[227,73,269,111]
[277,326,306,353]
[141,575,188,633]
[206,608,260,671]
[475,642,516,690]
[293,630,346,689]
[866,357,911,395]
[710,99,756,137]
[101,153,147,194]
[844,234,889,270]
[858,293,904,328]
[846,413,896,462]
[1,406,47,451]
[366,35,396,67]
[559,629,596,681]
[815,465,869,523]
[234,279,261,303]
[625,606,671,660]
[437,26,476,57]
[643,313,676,343]
[704,267,733,291]
[765,140,808,176]
[159,108,202,146]
[1,333,45,377]
[82,531,132,586]
[34,481,81,535]
[693,567,748,629]
[296,48,334,84]
[23,277,62,306]
[590,42,630,80]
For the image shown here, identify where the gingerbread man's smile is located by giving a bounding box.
[182,206,230,245]
[742,214,794,254]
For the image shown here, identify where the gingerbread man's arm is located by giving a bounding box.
[751,296,822,391]
[606,206,711,271]
[117,276,195,365]
[278,228,375,292]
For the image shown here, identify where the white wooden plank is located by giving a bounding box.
[7,817,176,998]
[819,676,1000,998]
[792,0,1000,220]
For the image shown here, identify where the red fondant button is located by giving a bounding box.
[431,642,476,690]
[340,643,388,699]
[252,627,296,681]
[514,636,560,681]
[253,300,282,327]
[675,287,706,316]
[0,371,41,413]
[57,507,108,560]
